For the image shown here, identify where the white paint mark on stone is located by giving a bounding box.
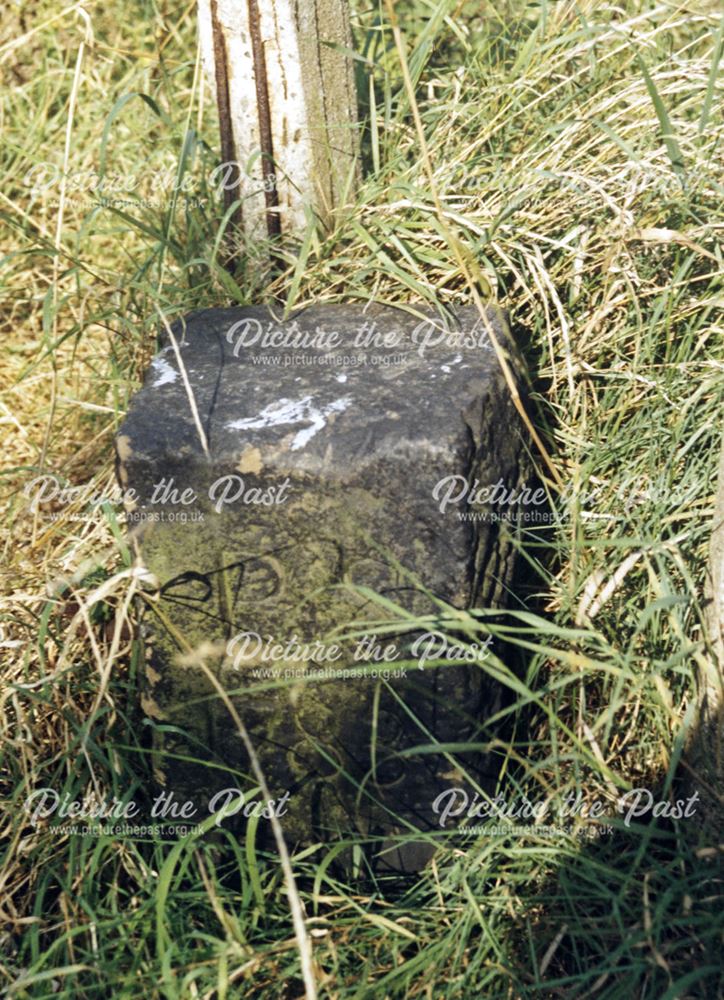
[336,373,348,383]
[227,395,352,450]
[151,356,178,387]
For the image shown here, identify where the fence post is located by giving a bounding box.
[197,0,359,240]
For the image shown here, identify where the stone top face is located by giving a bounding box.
[121,304,517,473]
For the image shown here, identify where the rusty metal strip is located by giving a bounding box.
[210,0,242,235]
[247,0,281,239]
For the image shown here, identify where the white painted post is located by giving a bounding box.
[197,0,359,241]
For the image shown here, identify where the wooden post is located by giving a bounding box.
[197,0,359,241]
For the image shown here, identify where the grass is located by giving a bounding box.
[1,0,723,997]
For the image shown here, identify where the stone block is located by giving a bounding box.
[116,303,532,867]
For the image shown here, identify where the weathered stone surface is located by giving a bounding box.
[116,303,532,867]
